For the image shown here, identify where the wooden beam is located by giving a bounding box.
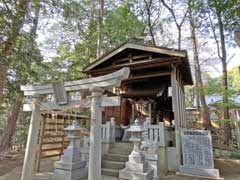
[126,72,171,81]
[23,96,121,112]
[88,58,182,76]
[120,89,164,97]
[113,54,153,65]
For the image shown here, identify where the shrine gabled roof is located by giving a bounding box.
[83,42,193,85]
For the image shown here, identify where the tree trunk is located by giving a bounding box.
[144,0,156,45]
[0,99,22,152]
[234,31,240,47]
[148,23,156,45]
[178,26,181,50]
[189,9,212,129]
[222,62,231,144]
[216,8,231,145]
[97,0,104,58]
[0,65,7,106]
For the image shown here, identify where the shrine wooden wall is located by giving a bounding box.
[103,98,131,125]
[171,65,186,128]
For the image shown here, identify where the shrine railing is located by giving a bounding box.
[145,122,166,147]
[101,118,116,143]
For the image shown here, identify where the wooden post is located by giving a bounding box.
[21,97,42,180]
[35,115,46,172]
[171,66,182,170]
[60,116,66,157]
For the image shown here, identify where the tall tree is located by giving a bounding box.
[0,0,41,152]
[207,0,233,143]
[0,0,30,106]
[132,0,163,45]
[189,0,212,129]
[97,0,104,58]
[195,0,239,143]
[143,0,157,45]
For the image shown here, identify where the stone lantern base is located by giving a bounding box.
[119,161,154,180]
[53,161,88,180]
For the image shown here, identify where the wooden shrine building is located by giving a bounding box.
[83,42,193,128]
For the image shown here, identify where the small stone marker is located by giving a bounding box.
[179,129,221,179]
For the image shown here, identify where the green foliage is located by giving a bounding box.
[11,112,30,144]
[228,67,240,92]
[0,32,46,144]
[208,0,240,31]
[202,68,240,97]
[217,119,235,128]
[202,72,222,95]
[103,4,144,49]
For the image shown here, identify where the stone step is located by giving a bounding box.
[109,147,132,155]
[103,153,128,162]
[102,168,119,177]
[111,142,132,149]
[102,160,125,170]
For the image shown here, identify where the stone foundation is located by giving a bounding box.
[179,166,220,179]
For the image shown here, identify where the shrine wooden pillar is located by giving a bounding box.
[120,98,129,125]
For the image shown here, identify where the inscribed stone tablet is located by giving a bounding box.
[181,129,214,169]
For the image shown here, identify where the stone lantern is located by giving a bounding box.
[53,121,88,180]
[119,119,153,180]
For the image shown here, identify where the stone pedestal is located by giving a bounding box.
[145,153,159,179]
[53,121,87,180]
[80,136,89,164]
[144,142,160,179]
[119,119,154,180]
[143,142,168,179]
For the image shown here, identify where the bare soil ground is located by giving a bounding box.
[0,152,24,176]
[0,152,239,180]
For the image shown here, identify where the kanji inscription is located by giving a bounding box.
[182,129,214,169]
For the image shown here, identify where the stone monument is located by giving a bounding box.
[179,129,221,179]
[119,119,154,180]
[53,121,88,180]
